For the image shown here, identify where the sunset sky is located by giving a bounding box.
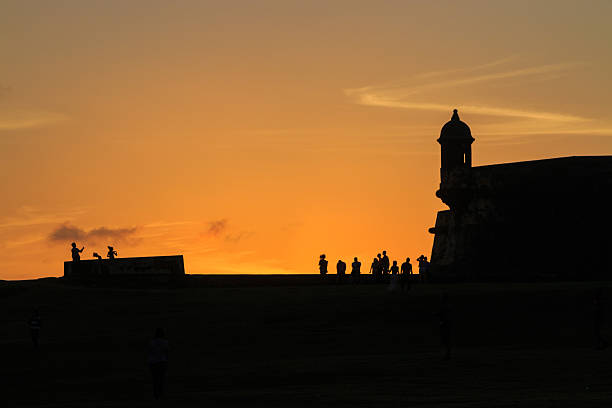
[2,1,612,279]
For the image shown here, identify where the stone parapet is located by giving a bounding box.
[64,255,185,278]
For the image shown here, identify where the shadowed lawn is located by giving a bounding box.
[2,277,612,407]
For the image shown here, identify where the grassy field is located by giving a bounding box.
[2,276,612,407]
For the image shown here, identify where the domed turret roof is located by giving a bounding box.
[438,109,474,143]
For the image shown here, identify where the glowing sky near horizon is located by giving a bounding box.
[1,0,612,279]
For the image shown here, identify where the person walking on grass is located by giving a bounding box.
[148,328,169,400]
[436,294,452,360]
[28,309,42,348]
[594,288,608,350]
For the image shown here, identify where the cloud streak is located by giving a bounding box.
[206,219,228,236]
[0,84,10,97]
[344,59,612,138]
[48,223,138,244]
[0,206,88,229]
[411,56,519,80]
[353,95,587,123]
[0,110,68,131]
[202,219,253,244]
[224,231,254,244]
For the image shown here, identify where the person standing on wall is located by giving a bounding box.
[318,254,328,275]
[401,257,413,291]
[351,257,361,284]
[381,251,390,276]
[71,242,84,261]
[336,259,346,283]
[107,246,117,259]
[369,257,379,283]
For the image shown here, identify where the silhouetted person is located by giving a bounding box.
[436,294,451,360]
[593,289,607,350]
[416,254,426,265]
[381,251,390,275]
[376,253,383,281]
[336,259,346,283]
[388,260,400,292]
[351,257,361,283]
[107,246,117,259]
[28,309,42,348]
[417,255,428,282]
[71,242,84,261]
[318,254,328,275]
[401,257,412,291]
[91,252,104,275]
[148,328,169,400]
[370,257,379,279]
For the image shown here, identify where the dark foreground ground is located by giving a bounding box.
[2,276,612,407]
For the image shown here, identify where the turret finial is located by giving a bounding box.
[451,109,459,121]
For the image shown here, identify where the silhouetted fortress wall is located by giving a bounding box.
[430,157,612,281]
[64,256,185,279]
[429,111,612,281]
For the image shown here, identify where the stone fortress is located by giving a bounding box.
[429,110,612,281]
[64,255,185,281]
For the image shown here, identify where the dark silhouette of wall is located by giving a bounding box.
[429,111,612,281]
[64,255,185,280]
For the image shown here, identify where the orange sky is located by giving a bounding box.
[2,1,612,279]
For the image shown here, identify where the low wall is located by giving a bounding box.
[64,255,185,278]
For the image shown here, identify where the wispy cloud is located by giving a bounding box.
[345,62,586,121]
[0,206,87,229]
[0,110,68,131]
[225,231,254,244]
[143,220,194,228]
[0,84,10,97]
[353,96,587,123]
[344,59,612,139]
[206,219,228,237]
[347,62,580,98]
[48,223,138,244]
[412,56,518,80]
[201,219,253,245]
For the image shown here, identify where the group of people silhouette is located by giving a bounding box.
[71,242,117,262]
[318,251,430,284]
